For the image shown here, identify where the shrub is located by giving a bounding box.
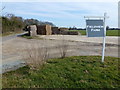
[23,41,49,70]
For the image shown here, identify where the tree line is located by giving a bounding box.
[1,14,55,34]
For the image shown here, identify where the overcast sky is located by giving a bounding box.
[2,1,119,28]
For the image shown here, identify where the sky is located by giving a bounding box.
[118,1,120,28]
[2,1,119,28]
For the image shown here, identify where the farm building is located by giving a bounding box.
[37,25,52,35]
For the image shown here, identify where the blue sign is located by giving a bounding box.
[86,20,105,37]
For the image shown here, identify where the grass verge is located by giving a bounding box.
[2,56,120,88]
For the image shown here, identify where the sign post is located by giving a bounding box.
[84,13,109,62]
[102,13,107,62]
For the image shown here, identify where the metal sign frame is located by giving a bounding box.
[84,13,109,62]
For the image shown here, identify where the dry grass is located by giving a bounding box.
[22,35,69,69]
[23,41,49,69]
[58,35,69,58]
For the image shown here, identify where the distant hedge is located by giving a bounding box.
[2,15,25,33]
[1,14,55,34]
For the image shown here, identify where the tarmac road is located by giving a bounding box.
[2,32,28,42]
[1,32,27,73]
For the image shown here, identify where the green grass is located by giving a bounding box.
[106,30,120,36]
[2,56,120,88]
[69,30,120,36]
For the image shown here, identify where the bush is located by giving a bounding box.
[23,42,49,70]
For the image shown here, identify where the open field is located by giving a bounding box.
[2,56,120,88]
[106,30,120,36]
[69,30,120,36]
